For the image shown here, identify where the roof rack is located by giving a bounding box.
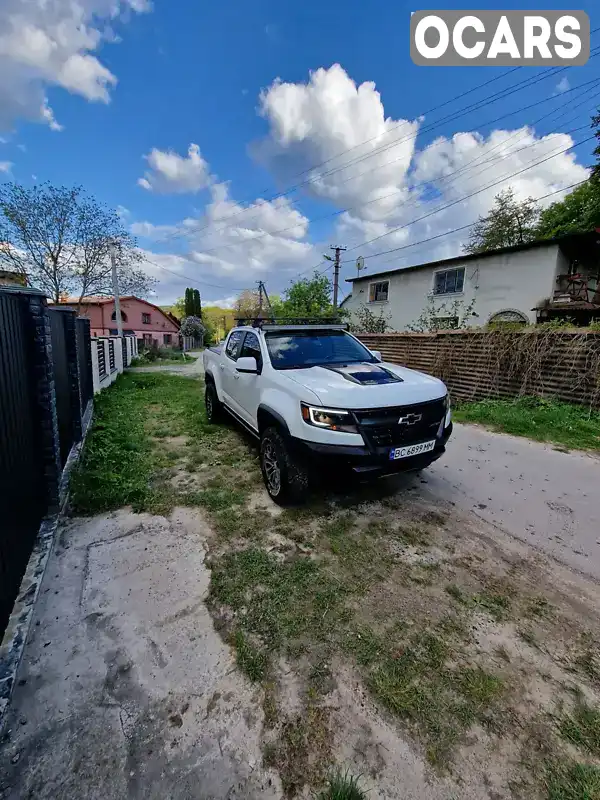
[234,316,348,330]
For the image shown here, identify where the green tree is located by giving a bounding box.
[280,271,335,317]
[536,181,600,239]
[170,297,186,319]
[192,288,202,317]
[184,288,193,317]
[593,108,600,182]
[350,304,392,333]
[464,188,540,255]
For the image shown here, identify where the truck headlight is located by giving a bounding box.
[444,394,451,426]
[301,403,358,433]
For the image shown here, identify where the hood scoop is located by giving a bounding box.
[323,363,403,385]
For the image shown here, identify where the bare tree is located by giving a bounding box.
[0,182,155,304]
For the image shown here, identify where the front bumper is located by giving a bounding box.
[291,422,453,476]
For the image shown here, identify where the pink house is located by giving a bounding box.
[56,296,180,346]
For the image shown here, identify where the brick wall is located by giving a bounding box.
[357,330,600,408]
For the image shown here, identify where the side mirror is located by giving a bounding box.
[236,356,259,374]
[371,350,382,362]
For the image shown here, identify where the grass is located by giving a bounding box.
[545,761,600,800]
[358,629,503,766]
[445,584,511,622]
[209,548,348,656]
[70,372,254,515]
[264,703,332,797]
[316,770,367,800]
[453,396,600,452]
[232,629,268,682]
[72,372,598,796]
[559,703,600,757]
[130,349,197,367]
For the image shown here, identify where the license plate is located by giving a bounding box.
[389,440,436,460]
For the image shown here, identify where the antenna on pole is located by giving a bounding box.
[356,255,365,278]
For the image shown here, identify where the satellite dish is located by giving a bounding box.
[356,256,365,274]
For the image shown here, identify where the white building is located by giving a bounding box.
[343,233,600,330]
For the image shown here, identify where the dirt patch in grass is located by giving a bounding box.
[73,372,600,799]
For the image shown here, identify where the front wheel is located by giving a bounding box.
[205,382,224,423]
[260,427,309,506]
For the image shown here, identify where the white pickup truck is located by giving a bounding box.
[203,323,452,504]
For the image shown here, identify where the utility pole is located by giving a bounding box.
[257,280,263,318]
[256,281,274,320]
[109,242,123,338]
[330,244,346,310]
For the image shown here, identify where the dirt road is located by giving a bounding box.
[426,423,600,581]
[1,375,599,800]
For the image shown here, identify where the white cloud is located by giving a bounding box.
[0,0,150,132]
[138,143,213,194]
[131,177,319,301]
[0,161,13,173]
[256,64,589,275]
[257,64,419,217]
[556,76,570,93]
[132,64,591,303]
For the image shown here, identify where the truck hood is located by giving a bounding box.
[283,361,446,409]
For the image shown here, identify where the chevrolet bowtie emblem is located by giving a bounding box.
[398,413,422,425]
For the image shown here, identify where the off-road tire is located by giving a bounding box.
[205,382,224,424]
[260,426,309,506]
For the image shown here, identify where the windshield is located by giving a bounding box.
[265,330,377,370]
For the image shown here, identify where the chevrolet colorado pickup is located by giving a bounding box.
[203,323,452,504]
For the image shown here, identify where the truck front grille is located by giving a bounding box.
[354,398,445,449]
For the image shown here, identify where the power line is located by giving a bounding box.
[340,133,596,257]
[156,53,600,246]
[140,255,247,293]
[144,76,600,261]
[295,112,599,280]
[156,69,522,246]
[345,180,587,272]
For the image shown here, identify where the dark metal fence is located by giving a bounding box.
[108,338,115,372]
[49,310,73,466]
[76,318,93,411]
[0,293,45,635]
[0,289,97,640]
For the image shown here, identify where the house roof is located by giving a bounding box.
[345,231,599,284]
[58,295,181,328]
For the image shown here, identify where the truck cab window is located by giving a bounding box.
[240,331,262,371]
[225,330,244,360]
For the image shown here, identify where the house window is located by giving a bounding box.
[164,334,172,345]
[142,313,151,324]
[111,310,128,322]
[433,267,465,296]
[368,281,389,303]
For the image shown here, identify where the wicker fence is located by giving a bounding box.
[357,330,600,408]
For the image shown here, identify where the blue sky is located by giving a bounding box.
[1,0,599,305]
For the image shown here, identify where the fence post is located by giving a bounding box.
[55,308,83,443]
[76,317,93,416]
[22,291,62,513]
